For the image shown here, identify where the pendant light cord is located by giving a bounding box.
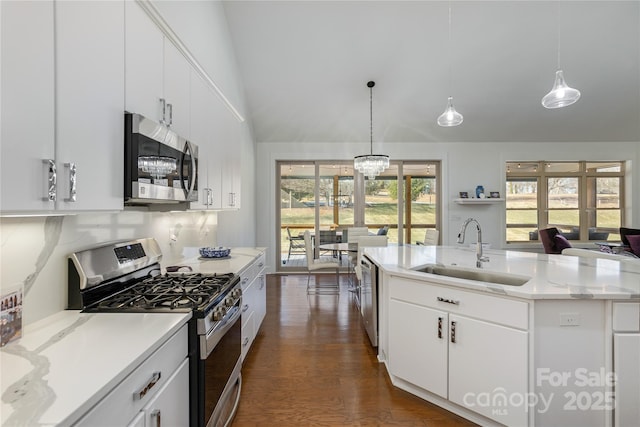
[556,1,561,69]
[369,82,374,155]
[447,2,452,96]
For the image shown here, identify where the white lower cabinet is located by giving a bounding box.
[140,359,189,427]
[240,251,266,360]
[74,325,189,426]
[612,302,640,427]
[389,300,448,398]
[448,314,528,426]
[388,276,529,426]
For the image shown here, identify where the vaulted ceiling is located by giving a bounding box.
[222,0,640,144]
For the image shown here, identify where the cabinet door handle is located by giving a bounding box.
[242,304,249,312]
[437,296,459,305]
[133,371,161,400]
[167,103,173,127]
[43,159,57,202]
[259,276,265,290]
[242,277,249,285]
[437,316,443,339]
[64,162,77,202]
[258,262,264,268]
[243,337,250,347]
[159,98,166,125]
[450,321,457,343]
[206,188,213,206]
[151,409,161,427]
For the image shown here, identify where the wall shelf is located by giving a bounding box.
[454,198,505,205]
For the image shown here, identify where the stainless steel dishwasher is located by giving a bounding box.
[360,255,378,347]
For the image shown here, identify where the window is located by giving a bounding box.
[277,160,440,270]
[506,161,624,243]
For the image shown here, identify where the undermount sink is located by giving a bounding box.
[411,264,531,286]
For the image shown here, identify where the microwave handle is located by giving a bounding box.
[181,141,197,200]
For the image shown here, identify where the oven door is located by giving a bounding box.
[199,301,242,427]
[125,112,198,203]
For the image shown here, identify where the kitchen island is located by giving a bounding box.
[363,244,640,427]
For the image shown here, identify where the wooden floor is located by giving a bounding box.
[232,273,477,426]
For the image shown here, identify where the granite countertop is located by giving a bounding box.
[364,245,640,300]
[169,247,266,275]
[1,310,191,426]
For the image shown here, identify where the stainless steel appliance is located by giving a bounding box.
[68,238,241,427]
[360,255,378,347]
[124,112,198,205]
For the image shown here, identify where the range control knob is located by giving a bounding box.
[212,307,226,321]
[225,296,235,307]
[232,289,242,299]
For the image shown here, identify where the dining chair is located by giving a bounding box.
[303,230,340,293]
[345,227,370,267]
[417,229,439,246]
[353,235,388,282]
[285,227,305,263]
[318,229,339,259]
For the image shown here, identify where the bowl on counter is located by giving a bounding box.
[199,247,231,258]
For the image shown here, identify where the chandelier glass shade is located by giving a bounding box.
[541,70,581,109]
[437,96,464,127]
[354,81,389,179]
[354,154,390,180]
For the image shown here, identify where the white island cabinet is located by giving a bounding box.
[612,302,640,427]
[365,244,640,427]
[389,276,529,426]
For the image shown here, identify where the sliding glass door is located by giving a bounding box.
[277,160,440,271]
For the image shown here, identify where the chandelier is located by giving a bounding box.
[354,81,389,179]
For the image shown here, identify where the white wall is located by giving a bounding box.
[256,140,640,272]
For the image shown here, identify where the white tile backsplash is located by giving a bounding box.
[0,210,218,325]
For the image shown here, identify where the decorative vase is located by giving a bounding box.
[475,185,484,198]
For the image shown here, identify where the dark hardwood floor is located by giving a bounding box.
[232,273,477,426]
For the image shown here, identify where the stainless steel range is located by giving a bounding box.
[68,238,242,427]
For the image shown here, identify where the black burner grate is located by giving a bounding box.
[87,272,237,313]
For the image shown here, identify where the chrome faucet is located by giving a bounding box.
[457,217,489,268]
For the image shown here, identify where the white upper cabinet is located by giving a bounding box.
[125,1,190,138]
[190,71,222,210]
[220,112,242,210]
[190,69,242,211]
[55,0,124,211]
[162,41,191,138]
[1,0,124,214]
[1,0,55,212]
[124,0,164,123]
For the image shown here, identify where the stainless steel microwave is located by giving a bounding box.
[124,112,198,205]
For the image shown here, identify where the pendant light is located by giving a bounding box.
[354,81,389,179]
[437,3,463,127]
[541,2,581,109]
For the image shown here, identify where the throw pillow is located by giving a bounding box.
[554,234,572,252]
[626,234,640,257]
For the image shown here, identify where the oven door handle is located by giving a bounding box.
[202,304,241,359]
